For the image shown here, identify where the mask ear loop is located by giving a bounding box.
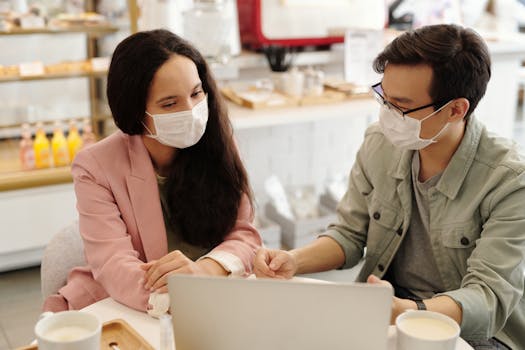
[421,100,454,142]
[428,120,451,142]
[142,112,156,137]
[420,100,453,123]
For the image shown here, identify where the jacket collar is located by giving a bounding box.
[389,148,412,180]
[436,117,482,199]
[125,133,168,261]
[389,117,483,200]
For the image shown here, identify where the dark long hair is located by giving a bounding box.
[107,29,253,248]
[373,24,491,118]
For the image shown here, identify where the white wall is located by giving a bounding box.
[234,107,377,210]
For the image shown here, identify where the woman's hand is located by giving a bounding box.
[367,274,417,324]
[141,250,226,293]
[253,248,298,279]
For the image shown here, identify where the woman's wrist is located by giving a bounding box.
[197,257,229,276]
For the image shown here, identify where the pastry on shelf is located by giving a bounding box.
[0,19,12,32]
[66,60,88,73]
[50,12,107,27]
[44,62,66,74]
[90,57,110,72]
[0,65,20,78]
[45,60,92,74]
[0,11,16,32]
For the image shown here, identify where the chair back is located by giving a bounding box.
[41,220,86,299]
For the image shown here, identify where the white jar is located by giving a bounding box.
[282,67,304,97]
[304,67,324,97]
[183,0,241,61]
[138,0,192,36]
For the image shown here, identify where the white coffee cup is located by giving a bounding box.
[396,310,460,350]
[35,311,101,350]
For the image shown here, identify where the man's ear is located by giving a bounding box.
[448,98,470,122]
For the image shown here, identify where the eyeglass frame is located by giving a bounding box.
[371,82,448,119]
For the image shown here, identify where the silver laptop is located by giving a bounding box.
[168,275,392,350]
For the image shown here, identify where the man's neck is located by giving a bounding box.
[417,121,466,182]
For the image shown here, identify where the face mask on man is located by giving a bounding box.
[143,96,208,148]
[379,100,452,150]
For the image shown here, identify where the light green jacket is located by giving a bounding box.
[325,117,525,348]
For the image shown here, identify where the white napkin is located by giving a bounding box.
[147,292,170,318]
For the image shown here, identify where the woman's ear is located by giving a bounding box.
[449,98,470,122]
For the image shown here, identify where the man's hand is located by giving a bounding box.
[367,274,417,324]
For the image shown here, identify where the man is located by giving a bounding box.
[254,24,525,349]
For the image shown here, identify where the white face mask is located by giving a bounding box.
[143,96,208,148]
[379,100,452,150]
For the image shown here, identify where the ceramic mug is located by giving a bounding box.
[35,311,101,350]
[396,310,460,350]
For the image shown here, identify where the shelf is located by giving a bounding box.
[0,69,107,83]
[0,139,72,191]
[0,166,72,191]
[0,18,119,142]
[228,95,377,130]
[0,24,119,36]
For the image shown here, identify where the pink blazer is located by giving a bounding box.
[43,131,261,312]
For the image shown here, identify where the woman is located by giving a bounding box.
[43,29,262,313]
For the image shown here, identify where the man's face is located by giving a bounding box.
[381,63,450,140]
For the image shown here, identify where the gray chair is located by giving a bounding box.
[41,220,86,299]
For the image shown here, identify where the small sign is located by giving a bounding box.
[344,29,383,87]
[19,62,45,76]
[90,57,110,72]
[19,16,46,29]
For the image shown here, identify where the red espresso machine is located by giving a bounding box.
[237,0,387,49]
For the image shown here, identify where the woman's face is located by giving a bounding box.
[143,54,205,134]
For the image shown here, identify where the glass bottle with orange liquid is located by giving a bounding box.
[33,122,51,169]
[67,119,83,161]
[51,121,70,167]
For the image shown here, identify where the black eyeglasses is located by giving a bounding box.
[371,82,444,119]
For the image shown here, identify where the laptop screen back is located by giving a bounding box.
[168,275,392,350]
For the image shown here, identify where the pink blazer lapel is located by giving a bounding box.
[126,135,168,261]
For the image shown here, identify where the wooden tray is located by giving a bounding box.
[324,80,372,97]
[299,90,347,106]
[221,86,350,109]
[17,318,154,350]
[221,86,299,109]
[100,319,154,350]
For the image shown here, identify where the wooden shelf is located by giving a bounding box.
[0,19,118,142]
[228,95,377,130]
[0,69,107,83]
[0,139,72,191]
[0,24,118,36]
[0,166,72,191]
